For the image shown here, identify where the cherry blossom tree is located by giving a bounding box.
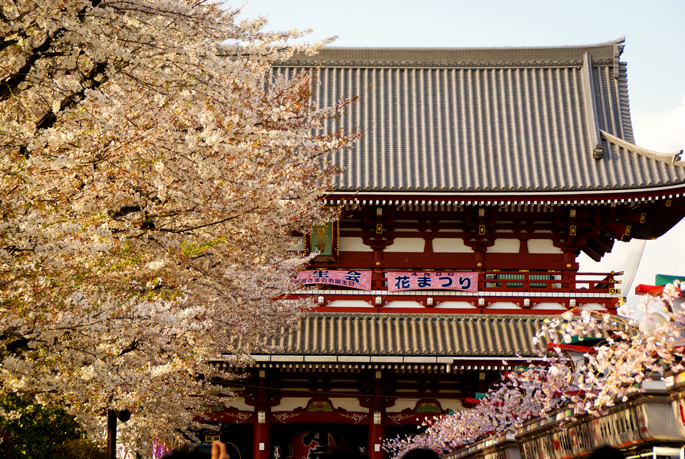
[0,0,358,450]
[384,362,577,457]
[386,284,685,458]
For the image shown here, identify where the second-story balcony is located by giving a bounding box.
[286,270,623,313]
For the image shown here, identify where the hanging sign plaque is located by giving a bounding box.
[387,271,478,292]
[310,223,334,256]
[297,270,372,291]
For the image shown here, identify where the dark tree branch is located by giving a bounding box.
[0,0,104,102]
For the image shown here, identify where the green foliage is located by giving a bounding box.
[0,394,97,459]
[180,237,227,258]
[53,439,107,459]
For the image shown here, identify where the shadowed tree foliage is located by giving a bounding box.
[0,394,106,458]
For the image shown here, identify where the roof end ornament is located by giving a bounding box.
[613,38,625,79]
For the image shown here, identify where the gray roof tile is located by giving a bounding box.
[256,313,546,357]
[275,39,685,193]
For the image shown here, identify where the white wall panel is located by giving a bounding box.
[384,238,425,253]
[433,238,472,253]
[339,237,373,252]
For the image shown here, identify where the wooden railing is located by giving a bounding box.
[479,271,623,294]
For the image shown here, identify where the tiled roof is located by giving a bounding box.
[253,313,546,358]
[283,41,618,68]
[275,38,685,193]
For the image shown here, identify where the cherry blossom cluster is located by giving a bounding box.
[0,0,359,451]
[386,283,685,458]
[384,362,576,457]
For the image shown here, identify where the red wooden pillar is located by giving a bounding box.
[254,368,271,459]
[254,418,270,459]
[368,413,386,459]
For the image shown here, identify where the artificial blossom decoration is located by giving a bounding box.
[0,0,358,451]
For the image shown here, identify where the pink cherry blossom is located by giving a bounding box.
[0,0,358,450]
[386,283,685,458]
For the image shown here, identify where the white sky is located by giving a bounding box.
[233,0,685,296]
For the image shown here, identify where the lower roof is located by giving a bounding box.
[243,313,547,359]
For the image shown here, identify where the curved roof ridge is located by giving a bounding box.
[315,37,626,53]
[282,38,626,67]
[600,130,684,165]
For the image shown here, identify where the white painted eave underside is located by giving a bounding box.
[323,181,685,205]
[237,355,545,364]
[294,289,617,299]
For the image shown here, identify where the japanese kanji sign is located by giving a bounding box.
[310,222,334,256]
[297,270,372,291]
[387,271,478,292]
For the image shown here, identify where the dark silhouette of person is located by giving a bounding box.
[321,447,370,459]
[401,448,441,459]
[587,445,623,459]
[163,441,230,459]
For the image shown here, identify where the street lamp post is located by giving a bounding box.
[107,409,131,459]
[107,409,117,459]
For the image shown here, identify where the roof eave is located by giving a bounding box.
[325,182,685,205]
